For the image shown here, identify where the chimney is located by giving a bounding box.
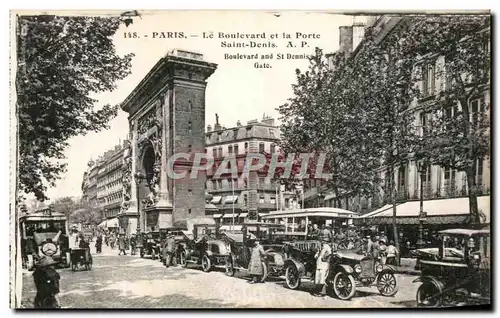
[261,117,275,127]
[352,21,366,51]
[214,113,221,131]
[339,26,353,54]
[236,120,242,127]
[207,124,212,132]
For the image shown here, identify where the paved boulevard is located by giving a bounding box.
[21,244,419,308]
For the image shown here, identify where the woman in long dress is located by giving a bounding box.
[248,240,266,284]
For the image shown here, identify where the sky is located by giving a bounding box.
[42,11,359,202]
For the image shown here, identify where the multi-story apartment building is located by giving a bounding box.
[204,115,298,227]
[81,141,127,221]
[308,16,491,222]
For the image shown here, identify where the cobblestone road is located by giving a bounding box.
[21,245,418,308]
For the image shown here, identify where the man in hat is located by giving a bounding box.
[163,234,176,267]
[248,239,266,284]
[33,256,61,308]
[129,233,137,255]
[312,236,332,297]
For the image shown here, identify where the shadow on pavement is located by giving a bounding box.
[391,300,416,308]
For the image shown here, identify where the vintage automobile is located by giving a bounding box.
[328,251,399,300]
[139,231,161,259]
[283,242,399,300]
[412,228,490,307]
[175,218,229,272]
[71,247,93,271]
[224,222,286,282]
[158,227,186,266]
[20,208,71,270]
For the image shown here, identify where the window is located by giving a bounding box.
[419,112,428,136]
[470,98,485,127]
[188,144,192,153]
[259,143,265,153]
[212,148,217,158]
[444,167,456,180]
[259,195,265,204]
[188,208,192,214]
[259,177,265,188]
[243,194,248,206]
[244,142,248,153]
[234,144,239,155]
[269,129,275,138]
[476,158,484,178]
[421,166,432,183]
[270,143,276,153]
[188,121,192,133]
[212,180,217,190]
[217,180,222,190]
[398,165,406,191]
[228,145,233,154]
[422,62,436,97]
[218,147,223,158]
[270,197,276,205]
[188,100,192,111]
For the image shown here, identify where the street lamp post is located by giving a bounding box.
[134,172,146,234]
[416,161,427,249]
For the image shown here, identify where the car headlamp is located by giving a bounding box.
[354,264,362,273]
[376,264,383,272]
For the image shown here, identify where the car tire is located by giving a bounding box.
[377,272,399,296]
[285,264,301,290]
[416,282,443,307]
[202,254,211,272]
[332,272,356,300]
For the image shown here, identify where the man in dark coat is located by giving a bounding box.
[130,234,137,255]
[33,256,61,308]
[95,235,102,253]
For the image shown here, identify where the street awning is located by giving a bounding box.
[107,218,119,228]
[98,220,107,228]
[224,195,239,204]
[222,213,238,218]
[212,214,223,218]
[238,213,248,218]
[360,196,490,225]
[211,196,222,204]
[324,193,336,201]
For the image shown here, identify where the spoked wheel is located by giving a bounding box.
[201,254,211,272]
[377,272,399,296]
[285,264,301,290]
[416,282,443,308]
[140,249,145,258]
[260,262,268,283]
[333,272,356,300]
[179,251,187,267]
[225,258,235,277]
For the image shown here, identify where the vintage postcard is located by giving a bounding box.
[9,10,491,309]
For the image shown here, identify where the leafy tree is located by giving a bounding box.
[70,202,104,225]
[402,16,491,224]
[16,15,134,201]
[48,196,80,217]
[277,48,380,210]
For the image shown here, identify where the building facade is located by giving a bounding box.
[307,16,491,222]
[204,115,297,228]
[81,141,127,222]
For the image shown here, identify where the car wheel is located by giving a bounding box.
[202,254,211,272]
[416,282,442,307]
[285,264,301,290]
[377,272,399,296]
[225,258,235,277]
[333,272,356,300]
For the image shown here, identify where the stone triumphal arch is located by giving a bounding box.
[117,49,217,235]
